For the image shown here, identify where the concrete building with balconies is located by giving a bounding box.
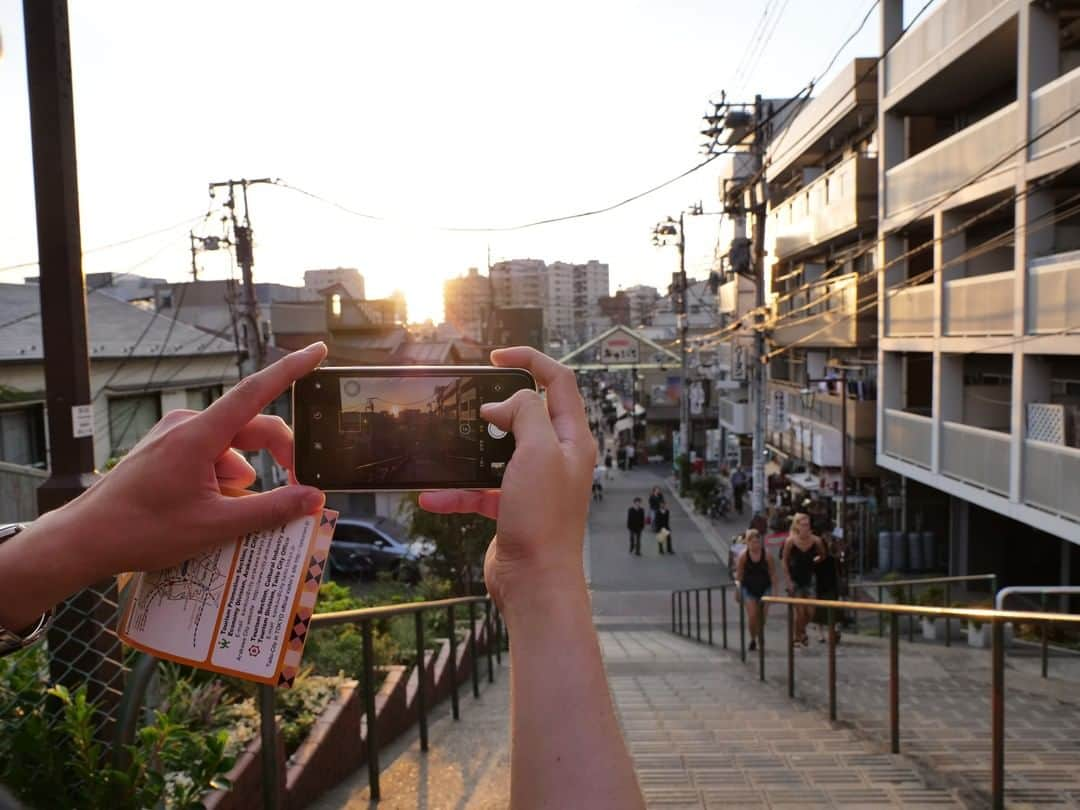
[876,0,1080,585]
[762,58,881,489]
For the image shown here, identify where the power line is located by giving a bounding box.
[0,212,208,275]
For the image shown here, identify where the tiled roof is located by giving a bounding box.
[0,283,238,361]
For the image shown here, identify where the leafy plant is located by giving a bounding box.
[0,679,234,810]
[400,494,494,595]
[688,475,718,514]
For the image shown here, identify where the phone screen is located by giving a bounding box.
[293,367,535,490]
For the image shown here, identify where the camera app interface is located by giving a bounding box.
[309,373,522,487]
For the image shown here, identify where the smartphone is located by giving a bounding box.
[293,366,536,491]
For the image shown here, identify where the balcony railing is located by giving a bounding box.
[941,421,1011,495]
[1030,65,1080,161]
[884,284,934,337]
[718,397,752,434]
[1024,439,1080,524]
[771,273,871,347]
[884,102,1018,220]
[943,270,1014,336]
[771,155,876,260]
[1028,252,1080,334]
[883,409,932,468]
[884,0,1010,98]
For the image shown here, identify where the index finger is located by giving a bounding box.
[197,342,327,449]
[490,346,589,446]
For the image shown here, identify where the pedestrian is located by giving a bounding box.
[592,463,605,502]
[654,500,673,555]
[626,497,645,556]
[813,537,841,644]
[735,529,777,651]
[604,449,614,479]
[647,486,662,527]
[782,512,826,647]
[731,466,747,514]
[626,443,636,469]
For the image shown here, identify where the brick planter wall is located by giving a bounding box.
[207,614,497,810]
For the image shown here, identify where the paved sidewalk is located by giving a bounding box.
[315,466,1080,808]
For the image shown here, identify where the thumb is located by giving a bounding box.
[480,389,555,445]
[214,485,326,537]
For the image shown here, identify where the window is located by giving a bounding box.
[0,405,46,468]
[109,394,161,455]
[186,386,223,411]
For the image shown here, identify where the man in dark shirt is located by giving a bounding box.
[626,497,645,556]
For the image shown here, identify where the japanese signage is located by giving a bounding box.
[599,333,639,363]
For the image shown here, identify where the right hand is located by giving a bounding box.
[418,347,594,614]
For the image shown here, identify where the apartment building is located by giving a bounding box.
[762,58,880,490]
[876,0,1080,585]
[443,267,492,342]
[489,258,610,346]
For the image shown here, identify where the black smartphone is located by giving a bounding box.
[293,366,536,491]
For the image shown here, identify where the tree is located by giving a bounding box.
[400,494,495,596]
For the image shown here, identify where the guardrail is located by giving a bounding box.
[995,586,1080,679]
[672,583,754,663]
[855,573,997,645]
[117,594,503,809]
[762,595,1080,810]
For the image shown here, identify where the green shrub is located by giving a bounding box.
[689,476,718,514]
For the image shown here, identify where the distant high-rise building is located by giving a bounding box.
[490,258,609,345]
[623,284,660,325]
[304,267,365,300]
[443,267,492,342]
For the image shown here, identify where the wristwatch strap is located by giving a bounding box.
[0,523,53,657]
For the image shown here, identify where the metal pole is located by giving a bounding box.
[908,585,915,642]
[362,620,380,800]
[671,593,676,634]
[447,606,459,721]
[889,614,900,754]
[1041,593,1049,679]
[721,586,729,649]
[484,601,494,684]
[759,613,766,682]
[740,595,747,662]
[707,589,713,646]
[828,606,837,722]
[787,603,794,697]
[878,586,884,638]
[468,602,480,698]
[678,212,691,495]
[945,582,952,647]
[258,685,280,810]
[415,612,428,751]
[750,95,767,516]
[695,590,702,642]
[991,621,1005,810]
[677,591,683,635]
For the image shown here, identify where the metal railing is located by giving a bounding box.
[672,583,760,666]
[762,595,1080,810]
[115,594,504,809]
[995,586,1080,679]
[855,573,997,646]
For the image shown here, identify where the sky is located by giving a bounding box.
[0,1,925,324]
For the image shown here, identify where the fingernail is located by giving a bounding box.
[300,488,325,513]
[301,341,327,354]
[479,402,496,414]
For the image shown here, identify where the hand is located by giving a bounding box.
[38,343,328,583]
[418,347,593,614]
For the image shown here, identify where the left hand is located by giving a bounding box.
[40,342,329,581]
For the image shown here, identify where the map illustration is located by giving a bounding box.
[127,546,232,653]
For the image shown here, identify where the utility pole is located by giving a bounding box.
[23,0,122,720]
[677,211,691,494]
[209,178,275,487]
[750,95,768,516]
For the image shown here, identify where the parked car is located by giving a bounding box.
[328,516,434,583]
